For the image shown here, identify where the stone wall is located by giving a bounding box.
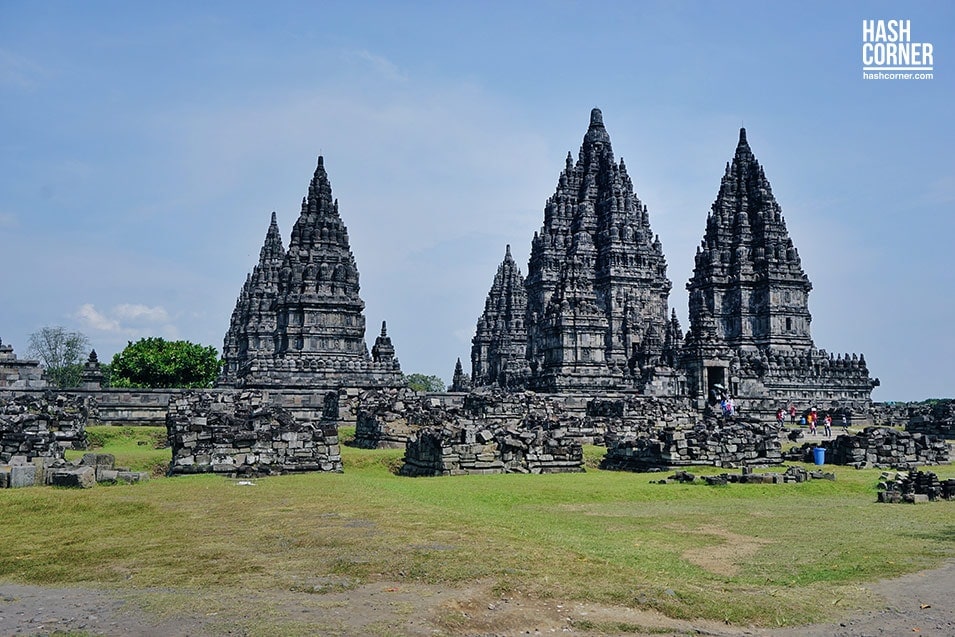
[166,390,342,476]
[355,388,699,449]
[600,417,783,471]
[0,387,364,429]
[0,392,89,463]
[399,423,583,476]
[794,427,951,469]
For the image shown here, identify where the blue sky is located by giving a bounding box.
[1,1,952,401]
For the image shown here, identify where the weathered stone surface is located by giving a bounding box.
[9,464,37,488]
[660,465,832,486]
[49,466,95,488]
[878,469,955,502]
[471,245,529,389]
[449,357,472,393]
[0,338,46,389]
[399,423,584,476]
[601,415,782,471]
[166,390,342,476]
[0,391,89,463]
[79,350,105,390]
[471,109,677,394]
[904,400,955,439]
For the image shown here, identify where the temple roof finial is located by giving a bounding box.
[739,127,747,144]
[590,108,604,127]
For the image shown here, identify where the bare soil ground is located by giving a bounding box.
[2,559,953,637]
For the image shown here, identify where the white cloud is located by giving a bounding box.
[74,303,176,339]
[75,303,121,332]
[346,49,408,82]
[113,303,170,323]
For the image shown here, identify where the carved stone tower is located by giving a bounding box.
[683,129,877,412]
[220,157,402,389]
[220,212,286,386]
[470,245,528,388]
[686,129,813,353]
[522,108,675,391]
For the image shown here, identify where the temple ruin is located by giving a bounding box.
[470,109,879,418]
[2,108,897,477]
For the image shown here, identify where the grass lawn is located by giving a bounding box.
[3,425,954,633]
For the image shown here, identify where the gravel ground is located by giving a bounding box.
[2,559,954,636]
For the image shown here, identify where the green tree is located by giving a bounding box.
[110,337,221,388]
[27,326,91,388]
[403,373,446,392]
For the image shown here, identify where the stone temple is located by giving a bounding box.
[470,108,877,416]
[219,157,403,390]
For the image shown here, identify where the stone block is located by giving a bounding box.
[49,466,96,488]
[96,469,119,482]
[9,464,36,487]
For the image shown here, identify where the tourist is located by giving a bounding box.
[776,408,784,426]
[808,410,816,435]
[824,414,832,437]
[841,413,849,432]
[789,404,797,425]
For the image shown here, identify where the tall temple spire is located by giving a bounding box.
[471,244,528,388]
[681,127,877,413]
[219,213,287,386]
[521,107,674,392]
[221,155,402,389]
[261,211,284,262]
[686,128,812,351]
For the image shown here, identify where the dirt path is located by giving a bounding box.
[2,560,954,636]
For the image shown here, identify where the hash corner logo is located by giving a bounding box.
[862,19,934,81]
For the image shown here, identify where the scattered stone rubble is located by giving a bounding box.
[787,427,950,469]
[656,465,834,485]
[600,417,783,471]
[905,400,955,439]
[354,387,459,449]
[166,390,342,476]
[399,423,583,476]
[0,391,89,463]
[0,452,149,489]
[877,469,955,503]
[358,388,787,473]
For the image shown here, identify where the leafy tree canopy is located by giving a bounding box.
[110,337,221,388]
[27,326,91,388]
[403,373,446,392]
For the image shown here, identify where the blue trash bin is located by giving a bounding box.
[812,447,825,465]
